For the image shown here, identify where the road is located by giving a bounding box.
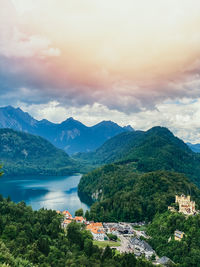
[115,235,134,253]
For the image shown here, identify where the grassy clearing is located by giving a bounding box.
[93,240,121,248]
[132,225,147,231]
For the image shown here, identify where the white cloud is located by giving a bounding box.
[0,0,60,59]
[1,0,200,143]
[0,29,60,58]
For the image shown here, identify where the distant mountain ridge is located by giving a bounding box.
[0,128,78,176]
[0,106,133,154]
[187,142,200,153]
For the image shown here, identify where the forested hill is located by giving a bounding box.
[147,212,200,267]
[78,165,200,222]
[0,129,79,176]
[76,126,200,186]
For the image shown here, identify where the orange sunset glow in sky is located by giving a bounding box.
[1,0,200,142]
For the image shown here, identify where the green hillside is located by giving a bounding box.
[75,131,144,164]
[76,127,200,186]
[147,212,200,267]
[0,129,79,176]
[78,164,200,222]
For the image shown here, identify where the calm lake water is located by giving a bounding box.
[0,174,89,216]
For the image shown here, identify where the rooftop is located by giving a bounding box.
[74,216,84,221]
[62,210,72,217]
[91,228,104,234]
[175,230,184,235]
[158,256,174,265]
[131,237,154,252]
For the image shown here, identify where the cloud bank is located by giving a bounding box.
[0,0,200,141]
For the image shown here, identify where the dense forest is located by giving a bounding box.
[0,185,153,266]
[78,164,200,222]
[0,129,79,176]
[147,211,200,267]
[0,160,155,267]
[76,127,200,186]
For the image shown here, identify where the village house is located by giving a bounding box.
[86,222,106,241]
[157,256,175,266]
[130,237,155,259]
[62,219,72,228]
[74,216,85,223]
[174,230,184,241]
[90,228,106,241]
[103,222,134,235]
[107,227,118,235]
[103,223,118,234]
[87,222,103,230]
[62,210,73,219]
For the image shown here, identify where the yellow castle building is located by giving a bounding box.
[175,194,196,215]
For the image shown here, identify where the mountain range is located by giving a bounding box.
[0,106,133,154]
[0,128,79,176]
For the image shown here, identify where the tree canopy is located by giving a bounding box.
[0,195,153,267]
[147,212,200,267]
[79,165,200,222]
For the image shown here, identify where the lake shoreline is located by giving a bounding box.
[0,174,89,216]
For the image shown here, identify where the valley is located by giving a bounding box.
[1,112,200,266]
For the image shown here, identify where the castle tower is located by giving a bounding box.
[175,195,196,215]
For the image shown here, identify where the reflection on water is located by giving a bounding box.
[0,174,89,216]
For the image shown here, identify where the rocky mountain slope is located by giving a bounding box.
[0,106,133,154]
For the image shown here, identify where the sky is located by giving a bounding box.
[1,0,200,143]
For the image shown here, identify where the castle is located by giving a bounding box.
[175,195,196,215]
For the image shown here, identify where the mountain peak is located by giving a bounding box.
[67,117,75,121]
[1,105,23,112]
[2,105,13,110]
[147,126,173,136]
[62,117,77,123]
[93,120,121,129]
[61,117,86,128]
[123,125,134,131]
[38,119,55,126]
[0,105,37,129]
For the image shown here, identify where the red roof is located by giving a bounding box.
[62,210,72,218]
[91,228,104,234]
[74,216,85,222]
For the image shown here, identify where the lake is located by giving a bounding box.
[0,174,89,216]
